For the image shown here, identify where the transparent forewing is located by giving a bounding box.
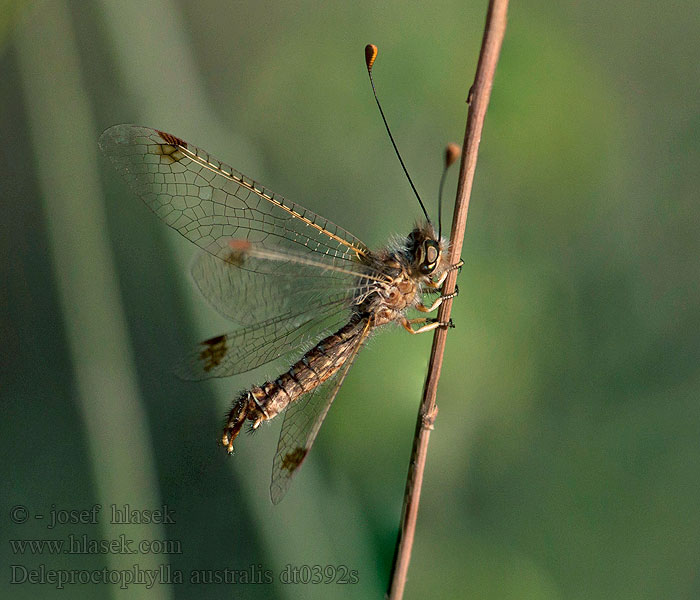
[270,323,370,504]
[98,125,371,267]
[177,296,353,380]
[190,249,367,326]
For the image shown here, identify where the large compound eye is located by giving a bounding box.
[415,243,425,266]
[419,240,440,274]
[426,243,438,264]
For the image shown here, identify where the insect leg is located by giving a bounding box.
[400,317,454,335]
[426,259,465,289]
[416,285,459,313]
[415,298,441,313]
[448,258,465,273]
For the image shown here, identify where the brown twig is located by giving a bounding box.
[387,1,509,598]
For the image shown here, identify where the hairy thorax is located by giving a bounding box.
[358,255,424,327]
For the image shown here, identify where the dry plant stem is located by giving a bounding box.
[387,1,509,598]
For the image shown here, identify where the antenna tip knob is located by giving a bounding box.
[445,143,461,168]
[365,44,378,71]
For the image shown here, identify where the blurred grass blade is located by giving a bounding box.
[15,3,171,599]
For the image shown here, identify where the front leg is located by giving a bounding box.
[416,285,459,313]
[425,259,464,290]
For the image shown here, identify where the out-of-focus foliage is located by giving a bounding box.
[2,1,699,599]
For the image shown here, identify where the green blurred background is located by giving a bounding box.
[2,0,699,598]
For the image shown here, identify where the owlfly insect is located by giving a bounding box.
[99,45,462,503]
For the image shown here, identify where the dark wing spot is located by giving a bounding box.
[199,335,228,372]
[223,249,246,267]
[156,130,187,148]
[281,447,308,473]
[155,130,187,164]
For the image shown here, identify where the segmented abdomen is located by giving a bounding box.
[222,315,369,451]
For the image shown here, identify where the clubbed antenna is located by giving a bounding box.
[438,143,460,239]
[364,44,431,224]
